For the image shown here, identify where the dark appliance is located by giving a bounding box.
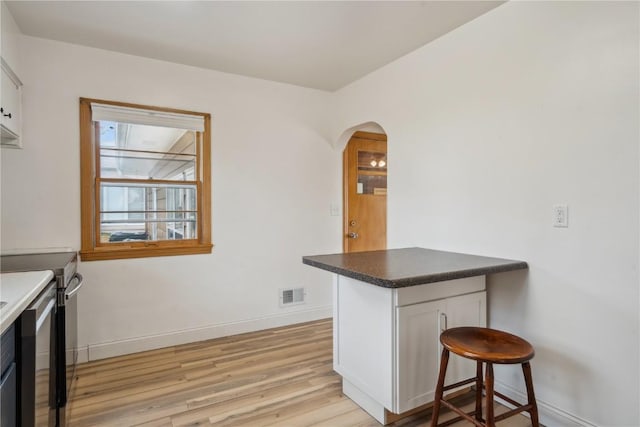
[1,325,18,426]
[18,282,57,427]
[0,251,82,426]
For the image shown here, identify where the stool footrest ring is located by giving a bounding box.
[493,390,522,408]
[493,403,534,422]
[442,377,478,392]
[438,400,484,427]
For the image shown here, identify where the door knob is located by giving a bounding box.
[347,232,359,239]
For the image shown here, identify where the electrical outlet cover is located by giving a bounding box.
[553,204,568,227]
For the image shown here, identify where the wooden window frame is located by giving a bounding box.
[79,97,213,261]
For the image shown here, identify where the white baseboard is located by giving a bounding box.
[495,380,596,427]
[78,305,332,363]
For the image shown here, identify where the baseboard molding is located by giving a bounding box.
[79,305,332,363]
[495,380,596,427]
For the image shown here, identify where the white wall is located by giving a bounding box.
[0,35,342,359]
[333,2,639,426]
[0,1,21,74]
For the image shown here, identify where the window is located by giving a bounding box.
[79,98,212,261]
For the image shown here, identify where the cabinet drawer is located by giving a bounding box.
[0,324,15,376]
[395,276,485,307]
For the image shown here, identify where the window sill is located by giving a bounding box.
[80,243,213,261]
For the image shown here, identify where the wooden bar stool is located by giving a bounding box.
[430,327,539,427]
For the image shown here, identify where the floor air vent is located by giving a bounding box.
[280,287,305,306]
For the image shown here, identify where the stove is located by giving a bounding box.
[1,250,82,426]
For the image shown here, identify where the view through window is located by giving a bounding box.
[98,120,198,242]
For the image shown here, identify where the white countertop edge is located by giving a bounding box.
[0,270,54,334]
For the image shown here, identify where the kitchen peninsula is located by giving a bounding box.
[302,247,527,424]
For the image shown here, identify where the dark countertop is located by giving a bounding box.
[302,247,528,288]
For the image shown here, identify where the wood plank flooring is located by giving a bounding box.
[67,319,534,427]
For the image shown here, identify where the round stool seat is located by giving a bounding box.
[440,327,534,364]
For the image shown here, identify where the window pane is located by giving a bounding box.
[99,183,197,242]
[357,150,387,171]
[100,186,145,220]
[98,121,196,180]
[357,150,387,195]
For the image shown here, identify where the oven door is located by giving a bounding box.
[19,282,57,427]
[64,273,83,392]
[57,272,83,426]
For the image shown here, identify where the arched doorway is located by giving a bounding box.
[342,130,387,252]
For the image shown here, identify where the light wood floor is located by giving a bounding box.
[67,319,534,427]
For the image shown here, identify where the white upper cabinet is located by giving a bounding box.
[1,57,22,148]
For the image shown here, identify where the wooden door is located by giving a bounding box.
[343,131,387,252]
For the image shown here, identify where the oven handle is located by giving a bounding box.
[65,273,84,300]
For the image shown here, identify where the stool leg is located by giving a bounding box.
[430,348,450,427]
[522,362,540,427]
[485,362,495,427]
[475,361,483,422]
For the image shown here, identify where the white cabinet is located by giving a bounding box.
[442,291,487,385]
[333,275,486,424]
[395,291,486,413]
[1,58,22,148]
[395,299,445,413]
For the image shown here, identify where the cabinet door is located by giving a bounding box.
[395,299,446,413]
[443,292,487,386]
[1,61,21,143]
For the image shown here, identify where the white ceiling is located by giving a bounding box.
[6,1,503,91]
